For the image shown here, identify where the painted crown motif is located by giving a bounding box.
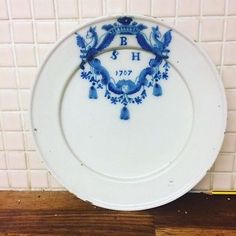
[76,16,172,120]
[103,16,147,35]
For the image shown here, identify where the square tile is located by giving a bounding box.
[214,153,234,172]
[152,0,176,17]
[2,112,22,131]
[0,90,19,110]
[15,45,36,66]
[106,0,126,15]
[24,131,36,150]
[57,0,78,18]
[233,174,236,189]
[212,173,232,190]
[10,0,31,19]
[0,133,4,150]
[176,18,199,41]
[36,22,56,43]
[201,19,224,41]
[27,151,46,169]
[226,111,236,132]
[20,89,30,110]
[22,111,31,131]
[228,0,236,15]
[0,22,11,43]
[30,170,48,188]
[58,21,78,38]
[226,19,236,41]
[129,0,151,15]
[4,132,24,150]
[0,171,9,188]
[33,0,55,19]
[222,66,236,89]
[201,43,222,66]
[13,22,34,43]
[0,68,17,89]
[224,43,236,65]
[0,132,5,150]
[0,152,6,169]
[220,133,236,153]
[38,45,52,64]
[18,67,36,89]
[6,151,26,169]
[79,18,94,25]
[8,171,28,188]
[0,0,8,19]
[193,173,211,191]
[81,0,102,17]
[0,46,14,66]
[178,0,200,16]
[226,89,236,110]
[203,0,225,16]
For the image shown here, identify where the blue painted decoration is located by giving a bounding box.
[76,16,172,120]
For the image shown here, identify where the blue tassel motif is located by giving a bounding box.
[153,83,162,96]
[89,86,98,99]
[120,106,130,120]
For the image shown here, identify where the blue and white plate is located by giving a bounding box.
[31,15,227,210]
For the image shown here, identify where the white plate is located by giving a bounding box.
[31,15,227,210]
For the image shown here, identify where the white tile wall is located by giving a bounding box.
[13,22,34,43]
[202,0,225,15]
[0,0,235,192]
[33,0,55,19]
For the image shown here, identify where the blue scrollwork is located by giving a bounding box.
[76,16,172,120]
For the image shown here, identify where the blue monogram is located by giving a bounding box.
[76,16,172,120]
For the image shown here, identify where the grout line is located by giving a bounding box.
[78,0,82,24]
[29,0,40,67]
[198,0,203,42]
[127,0,130,14]
[0,113,9,186]
[230,153,235,189]
[3,15,236,21]
[148,0,151,16]
[102,0,106,16]
[75,0,79,22]
[4,0,29,190]
[233,154,236,189]
[150,0,154,17]
[219,0,229,77]
[174,0,178,25]
[210,171,217,190]
[53,0,60,39]
[0,42,43,45]
[2,41,236,46]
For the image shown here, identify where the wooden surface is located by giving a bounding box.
[0,192,235,235]
[156,227,236,236]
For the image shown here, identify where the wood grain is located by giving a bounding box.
[156,227,236,236]
[0,192,235,235]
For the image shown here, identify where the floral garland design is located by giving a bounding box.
[76,16,172,120]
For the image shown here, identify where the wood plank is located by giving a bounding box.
[150,193,236,229]
[0,191,155,235]
[0,191,236,235]
[156,227,236,236]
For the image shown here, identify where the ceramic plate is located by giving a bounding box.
[31,15,227,210]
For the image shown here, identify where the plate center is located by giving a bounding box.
[60,50,193,180]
